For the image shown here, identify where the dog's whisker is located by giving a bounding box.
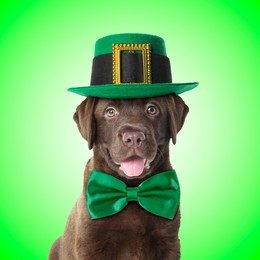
[157,147,164,160]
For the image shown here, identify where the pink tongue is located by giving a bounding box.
[120,157,145,177]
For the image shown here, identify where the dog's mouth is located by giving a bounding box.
[116,156,152,177]
[106,147,156,178]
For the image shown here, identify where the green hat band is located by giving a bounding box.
[90,49,172,86]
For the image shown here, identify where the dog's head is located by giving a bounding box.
[73,94,188,179]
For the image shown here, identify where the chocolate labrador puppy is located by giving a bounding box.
[49,93,188,260]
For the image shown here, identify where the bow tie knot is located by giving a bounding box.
[127,187,139,201]
[86,170,180,220]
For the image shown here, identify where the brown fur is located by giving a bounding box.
[49,94,189,260]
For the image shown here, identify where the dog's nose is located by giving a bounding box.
[122,131,146,148]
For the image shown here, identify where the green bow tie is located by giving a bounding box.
[86,170,180,220]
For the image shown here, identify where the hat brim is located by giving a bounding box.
[67,82,198,99]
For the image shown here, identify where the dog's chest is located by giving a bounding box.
[84,203,179,259]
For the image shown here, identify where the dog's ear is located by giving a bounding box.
[73,97,97,149]
[166,94,189,145]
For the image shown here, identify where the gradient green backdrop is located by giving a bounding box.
[1,0,260,259]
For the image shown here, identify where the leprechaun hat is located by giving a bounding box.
[68,33,198,98]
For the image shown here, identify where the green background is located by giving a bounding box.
[0,0,259,259]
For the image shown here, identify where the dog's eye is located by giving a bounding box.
[105,107,117,118]
[146,104,159,116]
